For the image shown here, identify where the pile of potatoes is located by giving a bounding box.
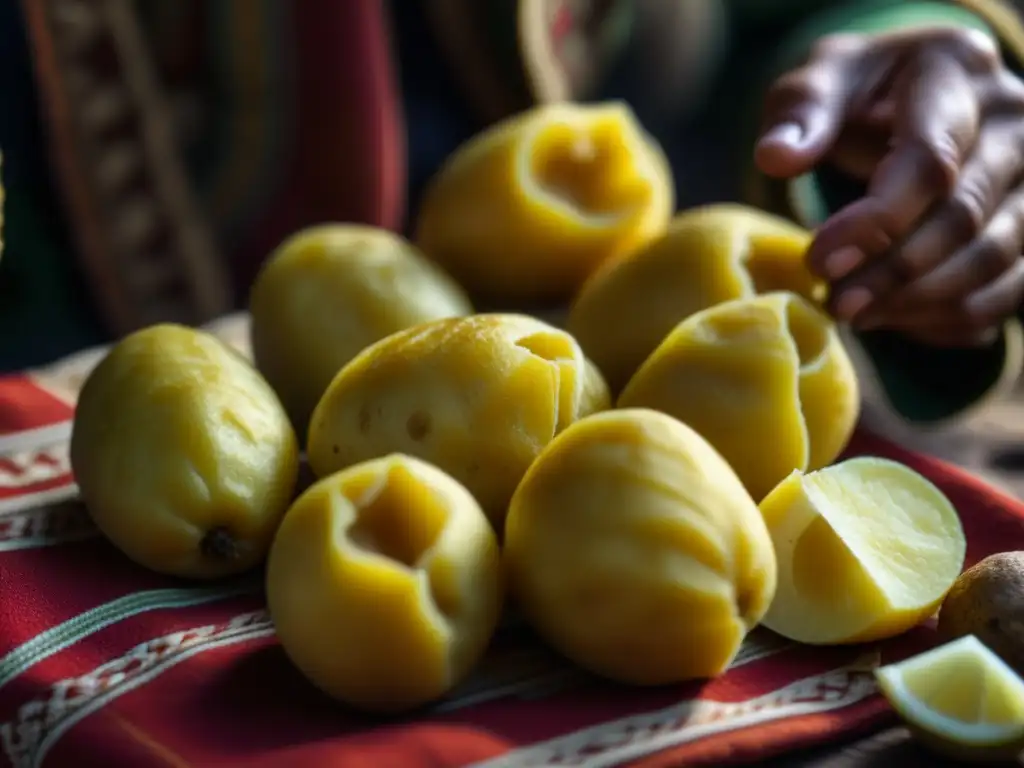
[69,101,1017,716]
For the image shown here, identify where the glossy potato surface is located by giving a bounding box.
[415,102,673,302]
[250,225,472,435]
[307,314,610,528]
[569,204,822,393]
[71,324,299,578]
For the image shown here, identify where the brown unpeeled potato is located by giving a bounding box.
[937,551,1024,675]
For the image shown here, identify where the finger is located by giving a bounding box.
[806,52,982,283]
[866,48,982,235]
[891,171,1024,307]
[869,187,1024,343]
[963,257,1024,332]
[862,97,896,127]
[831,125,1024,321]
[805,196,899,282]
[755,44,859,178]
[828,124,890,180]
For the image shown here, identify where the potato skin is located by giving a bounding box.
[266,453,502,714]
[71,323,299,579]
[307,314,610,529]
[938,551,1024,676]
[250,225,472,437]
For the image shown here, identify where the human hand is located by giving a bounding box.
[756,26,1024,347]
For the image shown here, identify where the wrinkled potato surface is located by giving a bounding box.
[504,408,776,685]
[620,292,859,500]
[267,454,502,713]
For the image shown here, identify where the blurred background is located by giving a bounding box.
[4,0,1024,500]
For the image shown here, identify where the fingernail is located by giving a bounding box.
[833,288,873,322]
[822,247,864,281]
[760,122,803,148]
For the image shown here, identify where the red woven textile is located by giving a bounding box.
[0,318,1020,768]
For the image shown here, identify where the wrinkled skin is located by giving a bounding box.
[758,27,1024,347]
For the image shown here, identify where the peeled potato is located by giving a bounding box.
[569,204,823,393]
[415,101,673,303]
[760,458,966,645]
[266,454,502,713]
[71,324,299,578]
[505,408,776,685]
[307,314,610,529]
[250,225,472,436]
[619,292,859,501]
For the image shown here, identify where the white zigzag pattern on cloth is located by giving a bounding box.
[0,423,90,549]
[0,599,872,768]
[435,628,791,714]
[0,611,274,768]
[469,654,880,768]
[0,423,73,495]
[0,448,70,492]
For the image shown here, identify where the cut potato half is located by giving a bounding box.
[759,457,966,644]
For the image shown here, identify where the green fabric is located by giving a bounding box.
[855,332,1013,423]
[756,1,993,77]
[814,164,1015,423]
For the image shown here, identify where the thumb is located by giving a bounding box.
[755,54,855,178]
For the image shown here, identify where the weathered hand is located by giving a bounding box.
[757,26,1024,347]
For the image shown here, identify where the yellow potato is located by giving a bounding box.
[504,408,776,685]
[250,225,472,436]
[71,324,299,578]
[266,454,502,713]
[760,458,966,645]
[569,204,823,393]
[619,292,859,501]
[415,101,673,303]
[307,314,610,530]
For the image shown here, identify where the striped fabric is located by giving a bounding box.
[0,312,1017,766]
[137,0,405,298]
